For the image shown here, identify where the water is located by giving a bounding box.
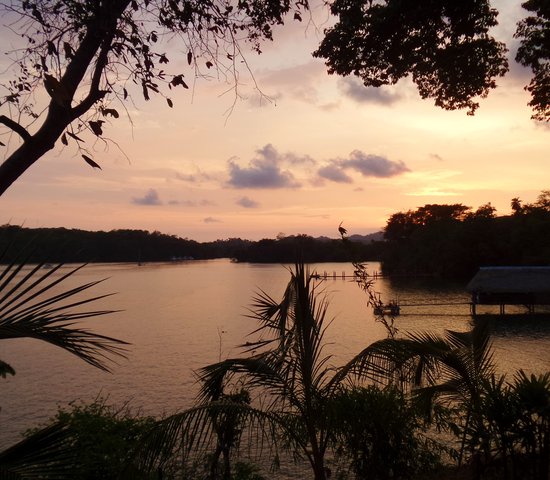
[1,260,549,448]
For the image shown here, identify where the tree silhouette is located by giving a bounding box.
[0,0,308,194]
[314,0,549,120]
[0,1,547,196]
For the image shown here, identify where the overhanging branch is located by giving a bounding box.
[70,26,114,120]
[0,116,31,142]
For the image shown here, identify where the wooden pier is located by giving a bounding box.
[311,270,383,280]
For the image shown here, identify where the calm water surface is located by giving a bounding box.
[1,260,549,447]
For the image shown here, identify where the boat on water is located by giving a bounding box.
[373,301,400,316]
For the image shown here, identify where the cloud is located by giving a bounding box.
[227,144,302,189]
[341,151,410,178]
[338,78,401,105]
[254,62,328,105]
[318,151,410,183]
[318,164,353,183]
[429,153,444,162]
[237,196,260,208]
[168,199,196,206]
[168,199,216,207]
[204,217,222,223]
[175,170,212,184]
[132,189,162,205]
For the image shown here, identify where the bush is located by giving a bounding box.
[25,397,156,479]
[330,385,441,480]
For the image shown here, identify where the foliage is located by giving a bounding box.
[515,0,550,121]
[0,241,127,376]
[206,388,253,480]
[360,296,550,479]
[1,398,156,480]
[511,371,550,480]
[0,421,76,479]
[314,0,509,115]
[381,194,550,278]
[0,240,128,478]
[0,0,308,194]
[0,1,548,196]
[48,399,156,480]
[138,262,426,480]
[330,385,440,480]
[0,225,381,264]
[197,262,340,480]
[231,461,266,480]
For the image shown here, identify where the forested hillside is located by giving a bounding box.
[0,226,380,264]
[381,192,550,278]
[3,191,550,275]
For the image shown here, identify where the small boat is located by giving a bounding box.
[373,301,400,316]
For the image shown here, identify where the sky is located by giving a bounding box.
[0,1,548,242]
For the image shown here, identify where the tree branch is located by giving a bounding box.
[70,41,111,120]
[0,115,31,142]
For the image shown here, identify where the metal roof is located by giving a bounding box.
[466,266,550,293]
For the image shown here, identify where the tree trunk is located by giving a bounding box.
[0,107,69,195]
[0,0,131,196]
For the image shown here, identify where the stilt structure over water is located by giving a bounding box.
[466,266,550,315]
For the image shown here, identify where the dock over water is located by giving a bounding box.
[467,266,550,315]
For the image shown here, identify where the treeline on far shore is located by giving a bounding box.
[3,191,550,277]
[380,193,550,279]
[0,225,382,265]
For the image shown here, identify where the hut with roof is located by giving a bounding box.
[466,266,550,315]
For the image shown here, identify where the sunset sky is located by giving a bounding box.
[1,1,548,242]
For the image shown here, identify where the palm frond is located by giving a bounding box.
[198,353,305,413]
[134,401,279,474]
[0,422,76,479]
[0,257,128,373]
[0,359,15,378]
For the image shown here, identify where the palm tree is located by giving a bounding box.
[137,263,333,478]
[0,247,128,478]
[358,320,497,467]
[197,262,336,479]
[139,262,431,480]
[0,254,127,376]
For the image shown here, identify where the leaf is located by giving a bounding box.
[46,40,57,55]
[142,83,150,101]
[82,155,101,170]
[170,75,189,89]
[123,88,128,100]
[159,54,169,64]
[166,98,173,108]
[31,7,44,24]
[60,133,68,146]
[66,131,84,142]
[63,42,73,59]
[187,50,192,65]
[102,108,119,119]
[206,61,213,69]
[294,12,302,21]
[88,120,104,136]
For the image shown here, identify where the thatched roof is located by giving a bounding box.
[466,266,550,293]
